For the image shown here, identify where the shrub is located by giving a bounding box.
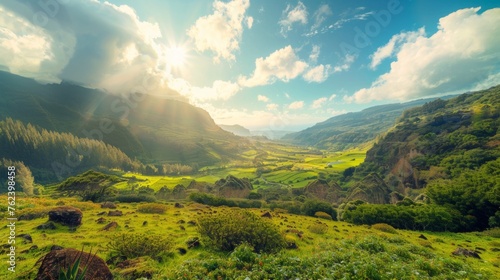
[371,223,398,234]
[308,223,328,234]
[314,211,333,220]
[197,209,285,253]
[18,207,50,220]
[229,244,258,269]
[137,203,168,214]
[107,233,172,261]
[481,227,500,238]
[302,200,337,220]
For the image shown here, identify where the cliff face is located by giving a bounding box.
[346,173,390,204]
[304,179,342,203]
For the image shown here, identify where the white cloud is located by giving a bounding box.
[354,7,500,103]
[329,94,337,101]
[246,16,254,28]
[170,78,240,102]
[239,45,308,87]
[309,45,320,63]
[312,97,327,109]
[0,0,184,97]
[257,95,269,102]
[188,0,250,63]
[311,4,332,31]
[279,1,308,36]
[333,54,356,73]
[288,101,304,109]
[266,103,279,110]
[303,64,331,83]
[370,28,425,69]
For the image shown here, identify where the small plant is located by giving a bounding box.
[314,211,333,220]
[137,203,168,214]
[107,233,172,261]
[58,248,96,280]
[371,223,398,234]
[308,223,328,234]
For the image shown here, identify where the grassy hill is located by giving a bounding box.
[282,97,455,150]
[0,71,246,168]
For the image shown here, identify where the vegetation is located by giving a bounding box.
[56,170,124,202]
[107,233,173,261]
[197,209,286,253]
[137,203,168,214]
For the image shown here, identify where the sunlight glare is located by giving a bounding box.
[167,46,186,67]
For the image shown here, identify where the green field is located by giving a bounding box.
[2,196,498,279]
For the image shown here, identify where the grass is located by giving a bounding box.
[1,195,498,279]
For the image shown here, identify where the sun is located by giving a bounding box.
[167,46,186,67]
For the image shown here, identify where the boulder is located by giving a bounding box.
[261,211,272,218]
[101,202,117,209]
[108,210,123,216]
[452,247,481,259]
[36,222,56,230]
[101,222,118,231]
[35,248,113,280]
[48,206,83,227]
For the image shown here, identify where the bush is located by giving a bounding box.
[314,211,333,220]
[302,200,336,220]
[18,207,50,220]
[137,203,168,214]
[197,209,285,253]
[308,223,328,234]
[107,233,172,261]
[371,223,398,234]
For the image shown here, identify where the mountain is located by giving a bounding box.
[219,124,251,137]
[0,71,246,168]
[352,85,500,230]
[282,97,455,150]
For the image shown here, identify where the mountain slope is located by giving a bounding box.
[282,97,455,150]
[0,71,246,167]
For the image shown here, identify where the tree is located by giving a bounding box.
[57,170,123,202]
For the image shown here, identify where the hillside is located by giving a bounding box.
[219,124,251,136]
[0,71,246,167]
[282,97,454,150]
[352,85,500,230]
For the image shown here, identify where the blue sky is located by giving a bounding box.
[0,0,499,130]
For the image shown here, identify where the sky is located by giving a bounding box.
[0,0,499,131]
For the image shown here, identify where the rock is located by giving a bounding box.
[108,210,123,216]
[142,221,148,226]
[452,247,481,259]
[97,211,106,216]
[96,217,107,224]
[174,202,184,208]
[179,225,185,231]
[177,219,185,224]
[418,234,428,240]
[101,202,117,209]
[18,234,33,243]
[35,248,113,280]
[50,245,64,251]
[187,220,197,226]
[261,211,272,218]
[37,222,56,230]
[48,206,83,227]
[101,222,118,231]
[177,247,187,255]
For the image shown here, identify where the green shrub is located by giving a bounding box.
[137,203,168,214]
[314,211,333,220]
[302,200,337,220]
[481,227,500,238]
[308,223,328,234]
[197,209,285,253]
[18,207,50,220]
[229,244,258,269]
[371,223,398,234]
[107,233,172,261]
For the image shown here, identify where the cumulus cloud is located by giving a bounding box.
[188,0,250,63]
[266,103,279,110]
[169,78,240,102]
[333,54,356,73]
[0,0,183,97]
[369,28,425,69]
[239,45,308,87]
[288,101,304,109]
[311,97,327,109]
[303,64,331,83]
[279,1,308,36]
[329,94,337,101]
[258,95,269,102]
[354,7,500,103]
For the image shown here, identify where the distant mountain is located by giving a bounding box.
[282,97,456,150]
[0,71,246,168]
[219,124,251,137]
[252,130,295,140]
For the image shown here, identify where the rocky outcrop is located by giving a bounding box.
[48,206,82,227]
[215,175,253,198]
[346,173,390,204]
[303,179,342,203]
[36,248,113,280]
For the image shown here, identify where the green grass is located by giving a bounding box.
[2,196,498,279]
